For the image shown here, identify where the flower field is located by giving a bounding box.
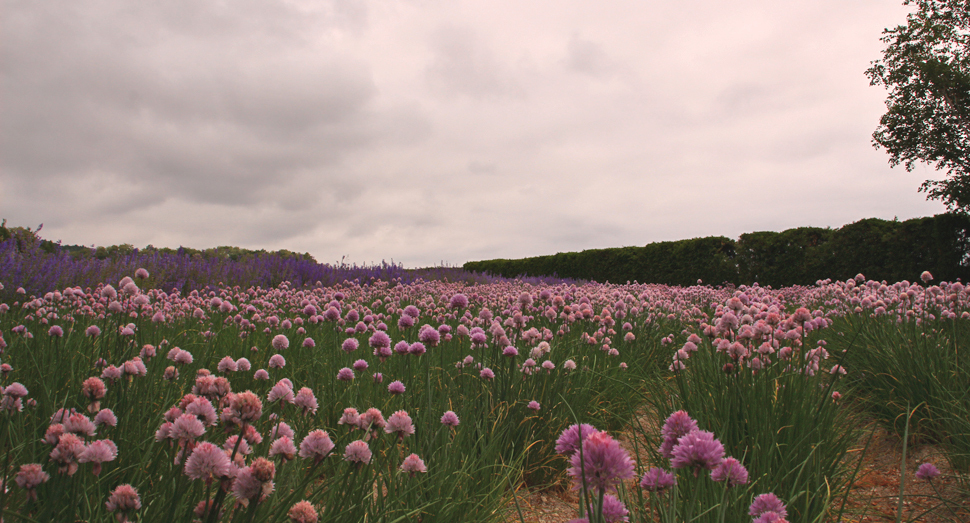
[0,268,968,522]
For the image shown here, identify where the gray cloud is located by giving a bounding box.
[0,0,947,267]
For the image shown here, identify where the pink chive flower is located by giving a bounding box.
[567,431,635,494]
[270,436,297,462]
[171,413,206,442]
[231,466,272,503]
[344,440,372,464]
[916,462,941,480]
[78,439,118,475]
[671,430,724,472]
[400,453,428,475]
[353,359,368,371]
[254,369,270,380]
[302,337,315,348]
[230,391,263,423]
[105,484,141,522]
[337,368,355,381]
[268,354,286,369]
[94,409,118,427]
[85,325,101,337]
[440,410,460,427]
[749,493,788,519]
[15,463,49,500]
[711,456,748,487]
[479,368,495,380]
[288,500,319,523]
[556,423,599,456]
[294,387,318,415]
[50,433,86,476]
[640,467,677,492]
[341,338,359,353]
[272,334,289,351]
[338,408,360,427]
[184,441,231,484]
[269,421,295,440]
[299,430,335,464]
[408,342,426,356]
[64,413,97,437]
[527,400,541,411]
[48,325,64,337]
[385,410,415,439]
[388,380,405,395]
[217,356,238,373]
[268,382,295,404]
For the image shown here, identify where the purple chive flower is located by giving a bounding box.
[479,368,495,380]
[394,340,410,354]
[352,359,368,372]
[408,342,426,356]
[599,494,629,523]
[710,456,748,487]
[916,462,940,480]
[341,338,359,353]
[337,368,355,381]
[388,380,405,395]
[749,493,787,519]
[440,410,460,426]
[78,439,118,475]
[659,410,699,459]
[527,401,541,411]
[670,430,724,472]
[567,431,635,493]
[15,464,49,500]
[502,346,519,357]
[556,424,600,456]
[48,325,64,337]
[640,467,677,492]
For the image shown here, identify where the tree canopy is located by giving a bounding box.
[867,0,970,212]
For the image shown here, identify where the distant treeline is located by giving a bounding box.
[463,214,970,286]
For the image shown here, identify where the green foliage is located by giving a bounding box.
[464,215,970,287]
[867,0,970,212]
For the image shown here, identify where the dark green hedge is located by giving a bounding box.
[463,214,970,286]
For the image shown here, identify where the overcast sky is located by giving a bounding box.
[0,0,947,267]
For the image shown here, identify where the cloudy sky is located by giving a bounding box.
[0,0,947,267]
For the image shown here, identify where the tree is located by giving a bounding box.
[867,1,970,213]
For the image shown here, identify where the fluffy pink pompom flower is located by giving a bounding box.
[105,484,141,522]
[400,453,427,475]
[288,500,318,523]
